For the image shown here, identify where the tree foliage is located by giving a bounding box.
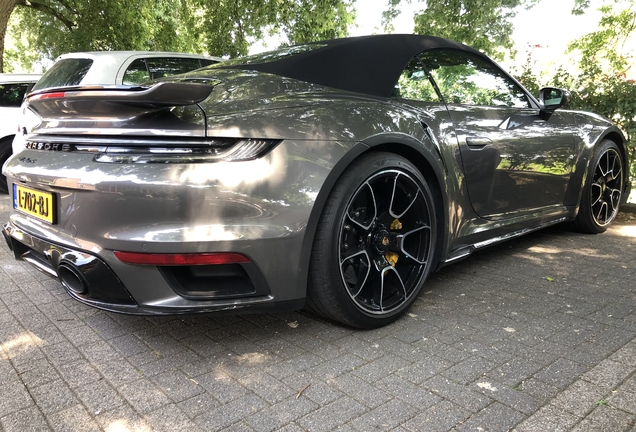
[2,0,355,71]
[518,0,636,177]
[185,0,355,58]
[382,0,533,61]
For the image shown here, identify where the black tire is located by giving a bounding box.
[0,138,13,194]
[573,140,624,233]
[307,152,437,328]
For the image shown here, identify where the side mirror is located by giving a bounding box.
[538,87,570,113]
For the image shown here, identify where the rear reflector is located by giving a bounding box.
[114,251,251,266]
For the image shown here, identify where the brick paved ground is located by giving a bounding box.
[1,194,635,432]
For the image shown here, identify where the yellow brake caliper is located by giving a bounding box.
[385,218,402,266]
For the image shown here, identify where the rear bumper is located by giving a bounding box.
[3,221,138,312]
[2,222,304,315]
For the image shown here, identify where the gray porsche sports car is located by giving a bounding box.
[2,35,630,328]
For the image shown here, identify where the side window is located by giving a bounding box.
[392,57,440,103]
[145,58,204,80]
[419,50,530,108]
[123,59,150,85]
[0,83,30,107]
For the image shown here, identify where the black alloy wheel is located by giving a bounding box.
[307,152,437,328]
[574,140,623,233]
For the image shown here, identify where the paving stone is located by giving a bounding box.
[195,394,268,431]
[282,373,343,405]
[196,369,249,404]
[15,358,59,389]
[351,354,411,383]
[375,374,441,409]
[48,405,100,432]
[220,421,256,432]
[570,405,636,432]
[297,396,367,432]
[394,356,452,385]
[92,359,143,388]
[238,372,296,404]
[441,356,496,385]
[608,388,636,414]
[328,372,391,409]
[534,358,587,389]
[350,398,419,431]
[177,393,221,419]
[486,357,544,387]
[152,370,205,403]
[118,379,171,414]
[514,403,581,432]
[55,359,101,388]
[245,396,318,432]
[452,339,515,364]
[309,353,367,380]
[263,353,323,379]
[95,404,153,431]
[75,379,125,415]
[456,402,525,432]
[0,406,48,432]
[30,379,78,415]
[422,375,492,413]
[608,342,636,367]
[332,335,385,361]
[580,358,634,389]
[402,400,471,431]
[472,377,541,415]
[144,404,202,432]
[550,379,608,417]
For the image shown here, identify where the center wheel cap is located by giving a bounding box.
[373,229,391,253]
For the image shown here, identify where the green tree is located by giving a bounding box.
[382,0,536,61]
[184,0,355,58]
[556,1,636,176]
[2,0,356,72]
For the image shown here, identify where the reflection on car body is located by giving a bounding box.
[2,35,630,328]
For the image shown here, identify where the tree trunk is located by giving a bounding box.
[0,0,16,73]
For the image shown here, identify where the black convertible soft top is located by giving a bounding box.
[219,34,484,98]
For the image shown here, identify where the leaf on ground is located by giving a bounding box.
[545,276,556,282]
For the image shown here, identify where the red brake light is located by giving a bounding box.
[113,251,251,266]
[29,92,66,101]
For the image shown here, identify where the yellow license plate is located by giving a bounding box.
[13,184,56,224]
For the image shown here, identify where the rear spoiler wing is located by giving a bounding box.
[27,81,215,107]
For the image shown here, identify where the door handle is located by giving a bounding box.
[465,137,492,148]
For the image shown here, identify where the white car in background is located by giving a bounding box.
[0,73,41,193]
[12,51,222,158]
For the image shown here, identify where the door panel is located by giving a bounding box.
[447,105,575,217]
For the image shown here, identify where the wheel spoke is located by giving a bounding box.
[379,266,406,313]
[394,225,431,264]
[389,173,420,219]
[340,250,372,298]
[591,183,603,206]
[346,182,377,231]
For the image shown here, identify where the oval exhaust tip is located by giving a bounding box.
[57,263,87,295]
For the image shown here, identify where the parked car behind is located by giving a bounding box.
[11,51,222,158]
[0,73,41,193]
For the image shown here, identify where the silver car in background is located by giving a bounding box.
[2,35,630,328]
